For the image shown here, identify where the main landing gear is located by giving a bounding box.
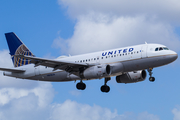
[76,77,111,93]
[101,77,111,93]
[147,68,155,82]
[76,80,86,90]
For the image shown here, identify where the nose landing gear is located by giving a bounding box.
[147,68,155,82]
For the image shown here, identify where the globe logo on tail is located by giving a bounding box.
[13,44,34,67]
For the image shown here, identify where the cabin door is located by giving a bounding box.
[141,45,147,58]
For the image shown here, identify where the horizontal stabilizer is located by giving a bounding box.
[0,67,25,73]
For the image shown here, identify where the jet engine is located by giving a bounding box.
[81,64,111,79]
[116,70,147,83]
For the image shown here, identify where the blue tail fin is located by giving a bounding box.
[5,32,34,67]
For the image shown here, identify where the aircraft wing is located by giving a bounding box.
[0,68,25,73]
[15,55,94,72]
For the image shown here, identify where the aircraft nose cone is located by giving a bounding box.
[174,53,178,60]
[169,53,178,62]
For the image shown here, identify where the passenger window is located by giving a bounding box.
[114,55,116,57]
[97,58,99,60]
[83,60,85,62]
[94,58,96,60]
[101,57,103,59]
[155,48,158,51]
[159,47,163,51]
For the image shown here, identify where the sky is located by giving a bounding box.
[0,0,180,120]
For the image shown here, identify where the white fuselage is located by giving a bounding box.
[4,43,178,82]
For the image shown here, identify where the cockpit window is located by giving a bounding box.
[155,47,169,51]
[163,47,169,50]
[159,47,163,51]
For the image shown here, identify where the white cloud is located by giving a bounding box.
[172,107,180,120]
[52,36,69,55]
[137,112,160,120]
[49,100,117,120]
[0,82,54,120]
[53,14,180,55]
[49,100,160,120]
[0,92,160,120]
[56,0,180,55]
[0,50,13,68]
[69,90,81,96]
[59,0,180,24]
[0,82,54,107]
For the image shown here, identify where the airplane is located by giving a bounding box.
[0,32,178,93]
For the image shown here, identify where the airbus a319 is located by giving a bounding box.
[0,32,178,93]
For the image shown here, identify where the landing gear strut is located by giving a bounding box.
[101,77,111,93]
[147,68,155,82]
[76,80,86,90]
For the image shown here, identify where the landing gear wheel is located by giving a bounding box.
[81,83,86,90]
[147,68,155,82]
[76,82,86,90]
[149,77,155,82]
[101,85,110,93]
[100,77,111,93]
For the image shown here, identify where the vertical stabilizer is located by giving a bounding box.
[5,32,34,67]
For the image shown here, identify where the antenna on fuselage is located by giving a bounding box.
[145,42,147,44]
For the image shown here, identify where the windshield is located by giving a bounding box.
[155,47,169,51]
[163,47,169,50]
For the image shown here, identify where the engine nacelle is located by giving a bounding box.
[82,64,111,79]
[116,70,147,83]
